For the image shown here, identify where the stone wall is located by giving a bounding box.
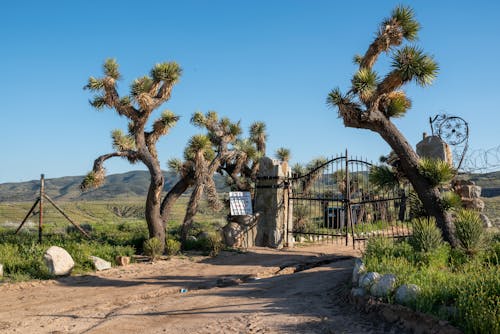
[254,157,292,248]
[416,134,453,166]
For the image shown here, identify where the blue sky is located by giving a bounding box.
[1,0,499,183]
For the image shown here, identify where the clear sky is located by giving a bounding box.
[1,0,499,183]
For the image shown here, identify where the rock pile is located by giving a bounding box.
[453,179,492,227]
[350,258,420,306]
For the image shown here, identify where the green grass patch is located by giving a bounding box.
[363,235,500,333]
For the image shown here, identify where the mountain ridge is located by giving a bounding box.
[0,170,498,203]
[0,170,229,202]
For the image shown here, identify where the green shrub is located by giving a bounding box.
[198,232,223,257]
[456,265,500,333]
[418,158,455,187]
[440,191,462,211]
[454,209,484,256]
[364,236,395,258]
[143,237,163,260]
[414,244,450,268]
[165,238,181,256]
[409,217,443,253]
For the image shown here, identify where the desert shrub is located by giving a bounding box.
[454,209,484,256]
[293,204,313,233]
[409,217,443,253]
[414,243,450,268]
[143,237,163,260]
[456,265,500,333]
[364,236,395,258]
[165,238,181,256]
[198,232,223,257]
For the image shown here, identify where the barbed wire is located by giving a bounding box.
[460,145,500,173]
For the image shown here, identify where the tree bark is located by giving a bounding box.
[344,111,458,247]
[160,174,195,225]
[181,183,204,242]
[144,161,165,249]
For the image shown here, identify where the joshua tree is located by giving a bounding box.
[275,147,291,162]
[327,6,457,246]
[220,122,267,194]
[182,112,241,241]
[162,111,241,241]
[81,59,181,250]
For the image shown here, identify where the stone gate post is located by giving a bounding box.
[254,157,292,248]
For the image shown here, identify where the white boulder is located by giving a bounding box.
[352,258,366,286]
[43,246,75,276]
[395,284,421,306]
[90,256,112,271]
[370,273,397,297]
[359,272,381,290]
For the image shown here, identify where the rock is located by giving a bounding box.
[457,185,482,199]
[115,256,130,266]
[358,272,381,290]
[395,284,420,306]
[0,263,3,277]
[462,198,485,211]
[90,256,112,271]
[370,273,397,297]
[352,258,366,286]
[222,222,243,247]
[43,246,75,276]
[479,213,493,228]
[187,235,197,242]
[416,135,453,166]
[350,287,367,298]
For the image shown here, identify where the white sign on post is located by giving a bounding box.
[229,191,253,215]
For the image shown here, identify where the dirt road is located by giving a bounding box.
[0,244,403,333]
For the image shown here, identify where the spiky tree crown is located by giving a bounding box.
[327,5,437,120]
[275,147,291,162]
[81,59,181,191]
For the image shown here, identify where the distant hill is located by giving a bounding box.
[468,171,500,197]
[0,171,230,202]
[0,170,498,203]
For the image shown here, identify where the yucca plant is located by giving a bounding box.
[369,165,399,190]
[409,217,443,253]
[440,191,462,211]
[454,209,484,256]
[418,158,455,187]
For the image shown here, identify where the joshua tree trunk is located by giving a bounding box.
[160,173,195,226]
[181,183,204,242]
[144,160,166,247]
[345,113,457,246]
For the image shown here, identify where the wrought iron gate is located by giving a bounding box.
[287,152,411,248]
